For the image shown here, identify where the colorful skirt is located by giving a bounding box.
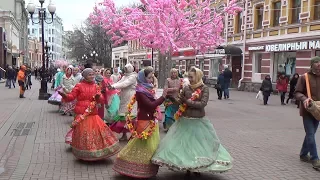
[152,117,233,173]
[164,104,179,129]
[113,121,160,178]
[110,115,135,133]
[104,95,120,123]
[61,100,76,113]
[71,114,121,161]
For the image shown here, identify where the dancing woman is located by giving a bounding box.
[152,67,233,176]
[103,69,120,124]
[61,66,76,116]
[59,68,120,161]
[109,64,137,141]
[113,67,167,178]
[163,68,182,131]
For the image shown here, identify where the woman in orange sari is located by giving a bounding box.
[59,68,120,161]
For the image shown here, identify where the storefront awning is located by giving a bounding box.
[215,45,242,56]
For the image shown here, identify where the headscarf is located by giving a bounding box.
[95,74,104,83]
[81,68,94,79]
[170,68,179,79]
[124,63,134,75]
[310,56,320,75]
[136,69,154,99]
[189,67,204,90]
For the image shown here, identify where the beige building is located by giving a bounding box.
[28,38,42,68]
[0,0,28,68]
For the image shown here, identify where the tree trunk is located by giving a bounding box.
[158,52,172,88]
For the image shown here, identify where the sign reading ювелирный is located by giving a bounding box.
[265,40,320,52]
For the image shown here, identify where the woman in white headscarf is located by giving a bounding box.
[107,64,137,141]
[61,65,76,116]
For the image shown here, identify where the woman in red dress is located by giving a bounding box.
[59,68,120,161]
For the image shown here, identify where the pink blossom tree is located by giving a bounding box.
[90,0,241,86]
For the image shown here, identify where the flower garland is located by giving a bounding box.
[70,85,101,128]
[126,94,157,140]
[174,88,202,120]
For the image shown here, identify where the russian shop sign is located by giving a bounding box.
[248,46,264,51]
[266,40,320,52]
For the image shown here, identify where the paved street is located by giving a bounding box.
[0,79,319,180]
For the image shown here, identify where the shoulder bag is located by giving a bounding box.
[305,73,320,121]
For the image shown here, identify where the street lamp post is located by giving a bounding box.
[91,51,98,63]
[44,41,50,69]
[27,0,56,100]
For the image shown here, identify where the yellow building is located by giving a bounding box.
[229,0,320,91]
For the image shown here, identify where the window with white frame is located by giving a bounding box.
[273,52,296,81]
[254,53,262,73]
[210,58,221,78]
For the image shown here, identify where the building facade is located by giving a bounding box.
[28,10,63,61]
[112,45,129,69]
[28,38,42,68]
[0,0,29,68]
[240,0,320,91]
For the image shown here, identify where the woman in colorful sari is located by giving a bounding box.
[61,65,76,116]
[103,69,120,124]
[59,68,120,161]
[152,67,233,176]
[109,64,137,141]
[163,68,182,131]
[113,67,167,178]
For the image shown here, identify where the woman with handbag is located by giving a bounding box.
[216,71,225,100]
[59,68,120,161]
[260,75,273,105]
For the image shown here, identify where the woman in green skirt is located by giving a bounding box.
[152,67,233,176]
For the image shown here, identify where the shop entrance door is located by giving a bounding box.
[231,56,242,88]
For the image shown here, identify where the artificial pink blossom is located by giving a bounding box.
[90,0,242,54]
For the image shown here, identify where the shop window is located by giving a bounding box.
[28,29,30,35]
[315,50,320,56]
[255,5,264,30]
[273,52,296,81]
[209,58,221,78]
[234,12,243,33]
[314,0,320,20]
[32,29,35,34]
[272,1,281,27]
[254,53,262,73]
[290,0,301,24]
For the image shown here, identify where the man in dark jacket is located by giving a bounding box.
[223,65,232,99]
[295,56,320,169]
[7,66,16,88]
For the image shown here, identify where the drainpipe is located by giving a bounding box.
[238,0,248,89]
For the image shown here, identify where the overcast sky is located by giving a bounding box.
[25,0,139,30]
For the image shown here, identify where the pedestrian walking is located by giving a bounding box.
[216,71,225,100]
[25,68,32,90]
[223,65,232,99]
[60,66,76,116]
[17,65,26,98]
[6,66,16,89]
[287,73,300,107]
[276,73,289,105]
[260,75,273,105]
[34,68,38,80]
[295,56,320,169]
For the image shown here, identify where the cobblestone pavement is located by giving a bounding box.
[0,79,319,180]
